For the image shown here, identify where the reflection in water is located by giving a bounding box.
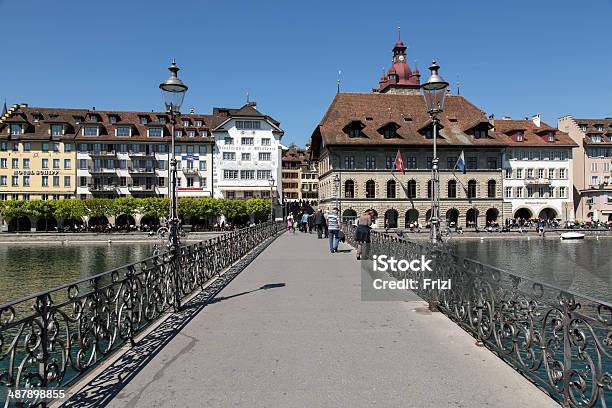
[0,243,155,304]
[453,238,611,303]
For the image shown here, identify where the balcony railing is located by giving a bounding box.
[89,150,117,157]
[128,151,155,157]
[182,168,199,175]
[87,184,118,192]
[344,223,611,408]
[524,177,551,185]
[88,166,117,174]
[128,184,156,192]
[128,167,156,174]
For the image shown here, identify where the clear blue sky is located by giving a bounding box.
[1,0,611,146]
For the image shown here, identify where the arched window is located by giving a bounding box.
[407,180,417,199]
[447,180,457,198]
[487,180,496,198]
[365,180,376,198]
[344,180,354,198]
[386,180,396,198]
[427,180,432,198]
[467,180,477,198]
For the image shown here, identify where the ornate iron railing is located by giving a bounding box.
[345,223,611,408]
[0,221,282,407]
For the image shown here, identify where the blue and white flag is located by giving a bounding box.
[454,150,466,174]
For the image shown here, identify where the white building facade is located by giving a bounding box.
[497,117,577,222]
[212,103,284,201]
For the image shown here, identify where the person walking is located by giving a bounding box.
[301,212,310,233]
[326,207,341,253]
[313,209,325,239]
[355,209,373,260]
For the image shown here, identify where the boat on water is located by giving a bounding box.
[560,232,585,240]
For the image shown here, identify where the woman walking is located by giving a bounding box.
[355,210,373,260]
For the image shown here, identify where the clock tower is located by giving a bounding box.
[373,34,421,94]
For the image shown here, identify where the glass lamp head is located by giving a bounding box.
[421,60,449,112]
[159,60,188,114]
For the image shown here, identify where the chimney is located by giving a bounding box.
[189,107,195,114]
[531,113,541,127]
[247,101,257,108]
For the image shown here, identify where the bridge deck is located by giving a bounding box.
[91,232,557,407]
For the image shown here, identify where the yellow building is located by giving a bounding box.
[0,104,76,201]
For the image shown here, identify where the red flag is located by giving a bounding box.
[394,149,405,175]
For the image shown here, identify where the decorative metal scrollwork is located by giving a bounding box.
[0,221,283,407]
[344,222,611,407]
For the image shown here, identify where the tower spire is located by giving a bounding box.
[1,98,6,116]
[397,25,401,41]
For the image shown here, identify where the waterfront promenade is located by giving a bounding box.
[64,232,558,407]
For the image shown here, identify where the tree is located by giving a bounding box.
[54,199,86,221]
[246,198,270,222]
[138,198,169,220]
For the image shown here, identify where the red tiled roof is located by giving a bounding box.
[313,93,508,148]
[494,119,577,147]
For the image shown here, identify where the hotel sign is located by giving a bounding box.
[13,170,60,176]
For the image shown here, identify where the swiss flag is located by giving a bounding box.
[394,149,405,175]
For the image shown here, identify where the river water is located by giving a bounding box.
[0,238,610,305]
[452,237,611,303]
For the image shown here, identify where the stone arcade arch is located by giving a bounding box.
[445,208,459,226]
[514,208,533,220]
[116,214,137,229]
[36,217,58,232]
[384,209,399,229]
[486,208,499,224]
[343,209,357,222]
[466,208,478,227]
[538,208,558,221]
[9,216,31,232]
[405,209,419,227]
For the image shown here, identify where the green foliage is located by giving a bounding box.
[54,199,86,220]
[0,201,29,219]
[138,198,169,220]
[27,200,57,219]
[245,198,270,221]
[0,197,269,223]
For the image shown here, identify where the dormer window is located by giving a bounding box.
[139,116,149,125]
[88,114,98,122]
[344,121,365,138]
[158,116,167,125]
[174,130,182,138]
[10,124,21,135]
[116,126,132,137]
[580,124,587,132]
[188,130,196,138]
[591,134,602,143]
[596,124,604,131]
[83,125,99,136]
[515,131,524,142]
[378,122,400,139]
[108,115,118,124]
[182,120,190,127]
[547,132,555,142]
[73,116,83,124]
[51,124,63,136]
[32,113,43,122]
[148,126,162,137]
[474,129,488,139]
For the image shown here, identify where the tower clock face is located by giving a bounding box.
[398,55,405,61]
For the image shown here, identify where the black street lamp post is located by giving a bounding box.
[421,60,449,244]
[159,59,188,310]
